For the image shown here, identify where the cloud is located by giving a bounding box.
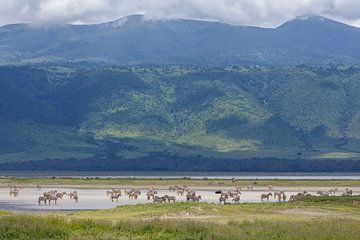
[0,0,359,27]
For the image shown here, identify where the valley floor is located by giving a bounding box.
[0,178,360,239]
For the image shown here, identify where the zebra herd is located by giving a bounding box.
[4,185,356,207]
[38,190,79,205]
[105,185,288,205]
[7,186,79,205]
[105,186,202,203]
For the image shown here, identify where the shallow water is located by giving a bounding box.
[0,187,352,212]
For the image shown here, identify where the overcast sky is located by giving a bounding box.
[0,0,360,27]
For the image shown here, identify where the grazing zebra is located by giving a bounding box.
[186,192,195,201]
[219,196,227,204]
[260,193,273,201]
[9,189,19,197]
[232,195,240,203]
[273,191,283,199]
[176,189,185,196]
[38,196,47,205]
[329,188,338,195]
[220,192,229,199]
[192,195,202,202]
[146,190,157,200]
[166,196,176,202]
[343,189,353,196]
[56,192,67,199]
[153,196,164,203]
[68,191,77,199]
[317,191,329,196]
[110,193,121,202]
[228,191,240,198]
[128,192,139,199]
[47,196,58,205]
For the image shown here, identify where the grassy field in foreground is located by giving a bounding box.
[1,177,360,188]
[1,196,360,239]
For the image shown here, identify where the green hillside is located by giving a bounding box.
[1,64,360,165]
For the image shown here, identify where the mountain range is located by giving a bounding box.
[1,15,360,65]
[1,15,360,171]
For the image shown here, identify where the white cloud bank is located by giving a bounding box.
[0,0,360,27]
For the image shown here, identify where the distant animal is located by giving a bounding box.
[289,195,296,201]
[260,193,273,201]
[289,192,307,202]
[107,189,121,197]
[47,196,58,205]
[192,195,202,202]
[131,189,141,195]
[186,192,195,201]
[228,191,240,198]
[220,192,229,199]
[146,190,157,200]
[9,190,19,197]
[69,191,78,199]
[128,192,139,200]
[232,195,240,203]
[317,191,329,196]
[343,188,353,196]
[186,189,196,195]
[219,196,227,204]
[273,191,284,199]
[153,196,164,203]
[282,193,287,202]
[329,188,338,195]
[56,192,67,199]
[177,189,185,196]
[110,193,121,202]
[38,196,47,205]
[166,196,176,202]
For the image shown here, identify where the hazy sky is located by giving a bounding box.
[0,0,360,27]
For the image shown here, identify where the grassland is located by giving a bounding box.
[1,177,360,188]
[1,197,360,239]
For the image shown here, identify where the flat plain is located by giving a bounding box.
[0,178,359,239]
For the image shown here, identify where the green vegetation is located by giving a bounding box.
[1,199,360,239]
[1,216,360,240]
[2,178,360,187]
[2,64,360,169]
